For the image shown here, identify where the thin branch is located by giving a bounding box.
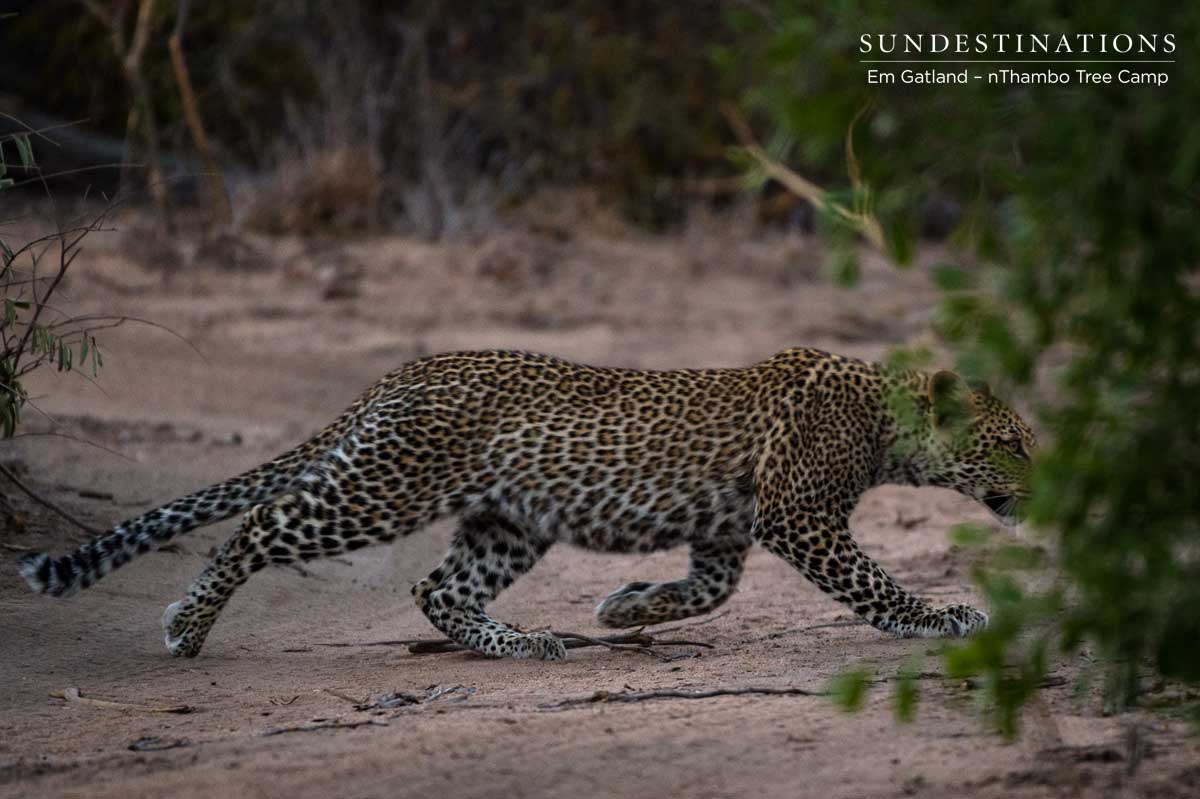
[9,430,133,462]
[630,610,730,636]
[540,686,825,711]
[50,686,193,714]
[126,0,155,74]
[65,366,114,399]
[11,218,92,376]
[721,103,886,252]
[47,314,209,364]
[0,113,80,147]
[322,687,367,705]
[0,463,104,534]
[262,719,388,737]
[0,388,58,428]
[6,163,137,191]
[78,0,112,28]
[317,630,715,660]
[168,0,232,226]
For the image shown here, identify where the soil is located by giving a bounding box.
[1,220,1197,798]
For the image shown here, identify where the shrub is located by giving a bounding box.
[729,1,1200,733]
[1,127,108,440]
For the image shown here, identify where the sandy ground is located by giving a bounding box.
[1,219,1197,798]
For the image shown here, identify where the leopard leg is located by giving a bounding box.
[161,406,473,657]
[754,510,987,638]
[595,537,750,628]
[413,512,563,660]
[161,484,432,657]
[752,415,987,639]
[161,422,447,657]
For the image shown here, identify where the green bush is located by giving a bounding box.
[730,1,1200,733]
[1,129,106,440]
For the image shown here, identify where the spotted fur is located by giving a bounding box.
[19,348,1035,659]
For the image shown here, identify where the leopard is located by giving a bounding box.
[19,348,1035,660]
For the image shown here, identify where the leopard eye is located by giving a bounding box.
[1006,439,1029,460]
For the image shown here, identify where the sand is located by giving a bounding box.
[2,221,1196,798]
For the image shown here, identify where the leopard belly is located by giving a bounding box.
[479,472,757,554]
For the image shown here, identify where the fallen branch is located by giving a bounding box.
[128,736,191,752]
[1,463,102,535]
[630,610,730,635]
[540,685,824,710]
[322,688,367,706]
[317,629,713,661]
[51,686,194,714]
[262,718,388,737]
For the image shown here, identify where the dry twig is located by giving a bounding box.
[128,736,191,752]
[262,718,388,737]
[317,629,713,662]
[721,103,885,251]
[322,688,367,706]
[1,463,103,534]
[81,0,172,228]
[168,0,231,226]
[50,686,194,714]
[540,685,824,710]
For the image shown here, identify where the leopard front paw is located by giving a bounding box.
[162,599,209,657]
[928,604,989,638]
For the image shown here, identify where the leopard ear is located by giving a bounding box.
[928,370,964,403]
[928,370,971,430]
[967,378,992,398]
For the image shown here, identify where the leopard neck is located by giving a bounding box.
[871,369,934,488]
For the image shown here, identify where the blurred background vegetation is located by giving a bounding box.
[3,0,746,232]
[3,0,1198,735]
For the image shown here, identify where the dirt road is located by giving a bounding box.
[2,223,1196,798]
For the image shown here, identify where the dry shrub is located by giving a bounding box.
[472,229,567,291]
[243,148,381,236]
[118,221,186,272]
[192,230,271,272]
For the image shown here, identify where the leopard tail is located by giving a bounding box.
[18,385,383,598]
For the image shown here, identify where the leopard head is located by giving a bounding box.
[905,370,1036,525]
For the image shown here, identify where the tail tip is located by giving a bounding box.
[18,552,53,594]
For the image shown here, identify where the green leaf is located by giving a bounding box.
[894,668,919,723]
[828,668,872,712]
[13,133,35,170]
[885,219,914,267]
[948,523,991,548]
[826,247,860,288]
[933,265,973,292]
[883,345,933,373]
